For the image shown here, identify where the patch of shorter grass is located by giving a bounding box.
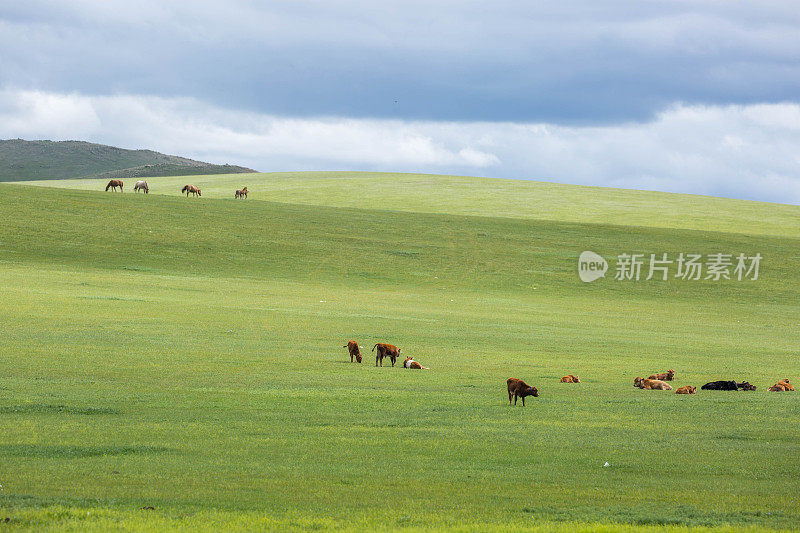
[0,445,171,459]
[0,404,118,415]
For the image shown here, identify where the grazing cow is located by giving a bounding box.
[105,179,123,192]
[648,369,675,381]
[737,381,757,391]
[634,377,672,390]
[701,380,738,391]
[675,385,697,394]
[402,357,429,370]
[182,184,201,197]
[560,375,580,383]
[343,340,362,363]
[372,343,401,367]
[134,180,149,193]
[507,378,539,406]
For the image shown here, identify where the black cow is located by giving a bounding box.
[701,380,738,391]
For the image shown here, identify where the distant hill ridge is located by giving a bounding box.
[0,139,256,181]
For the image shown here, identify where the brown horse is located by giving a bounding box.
[105,179,123,192]
[182,185,201,197]
[235,186,248,199]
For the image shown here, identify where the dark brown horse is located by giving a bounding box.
[181,184,201,197]
[105,179,123,192]
[235,186,248,199]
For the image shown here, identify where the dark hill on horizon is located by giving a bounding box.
[0,139,256,182]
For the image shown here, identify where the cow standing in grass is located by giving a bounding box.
[372,343,400,367]
[507,378,538,406]
[344,340,362,363]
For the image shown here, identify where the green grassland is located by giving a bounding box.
[21,171,799,237]
[1,175,799,531]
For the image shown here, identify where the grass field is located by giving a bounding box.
[19,171,800,237]
[1,174,799,531]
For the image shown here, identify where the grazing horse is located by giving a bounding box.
[134,180,149,194]
[105,179,123,192]
[235,186,248,199]
[182,185,201,197]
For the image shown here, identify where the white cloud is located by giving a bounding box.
[0,88,798,204]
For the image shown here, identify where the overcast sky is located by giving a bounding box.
[1,1,799,203]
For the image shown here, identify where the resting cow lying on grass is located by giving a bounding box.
[768,379,795,391]
[402,357,429,369]
[648,369,675,381]
[701,380,737,390]
[634,377,672,390]
[560,375,580,383]
[675,385,696,394]
[700,380,756,391]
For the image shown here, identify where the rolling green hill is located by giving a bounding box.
[0,176,798,531]
[21,171,800,237]
[0,139,255,182]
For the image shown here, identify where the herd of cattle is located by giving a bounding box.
[105,180,248,198]
[105,179,796,401]
[629,370,794,393]
[344,341,795,406]
[344,340,429,369]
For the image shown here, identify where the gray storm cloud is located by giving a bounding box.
[1,1,799,122]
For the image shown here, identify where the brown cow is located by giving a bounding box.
[372,343,400,367]
[769,379,795,392]
[507,378,539,406]
[560,375,580,383]
[634,377,672,390]
[403,357,429,370]
[343,340,362,363]
[648,369,675,381]
[675,385,696,394]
